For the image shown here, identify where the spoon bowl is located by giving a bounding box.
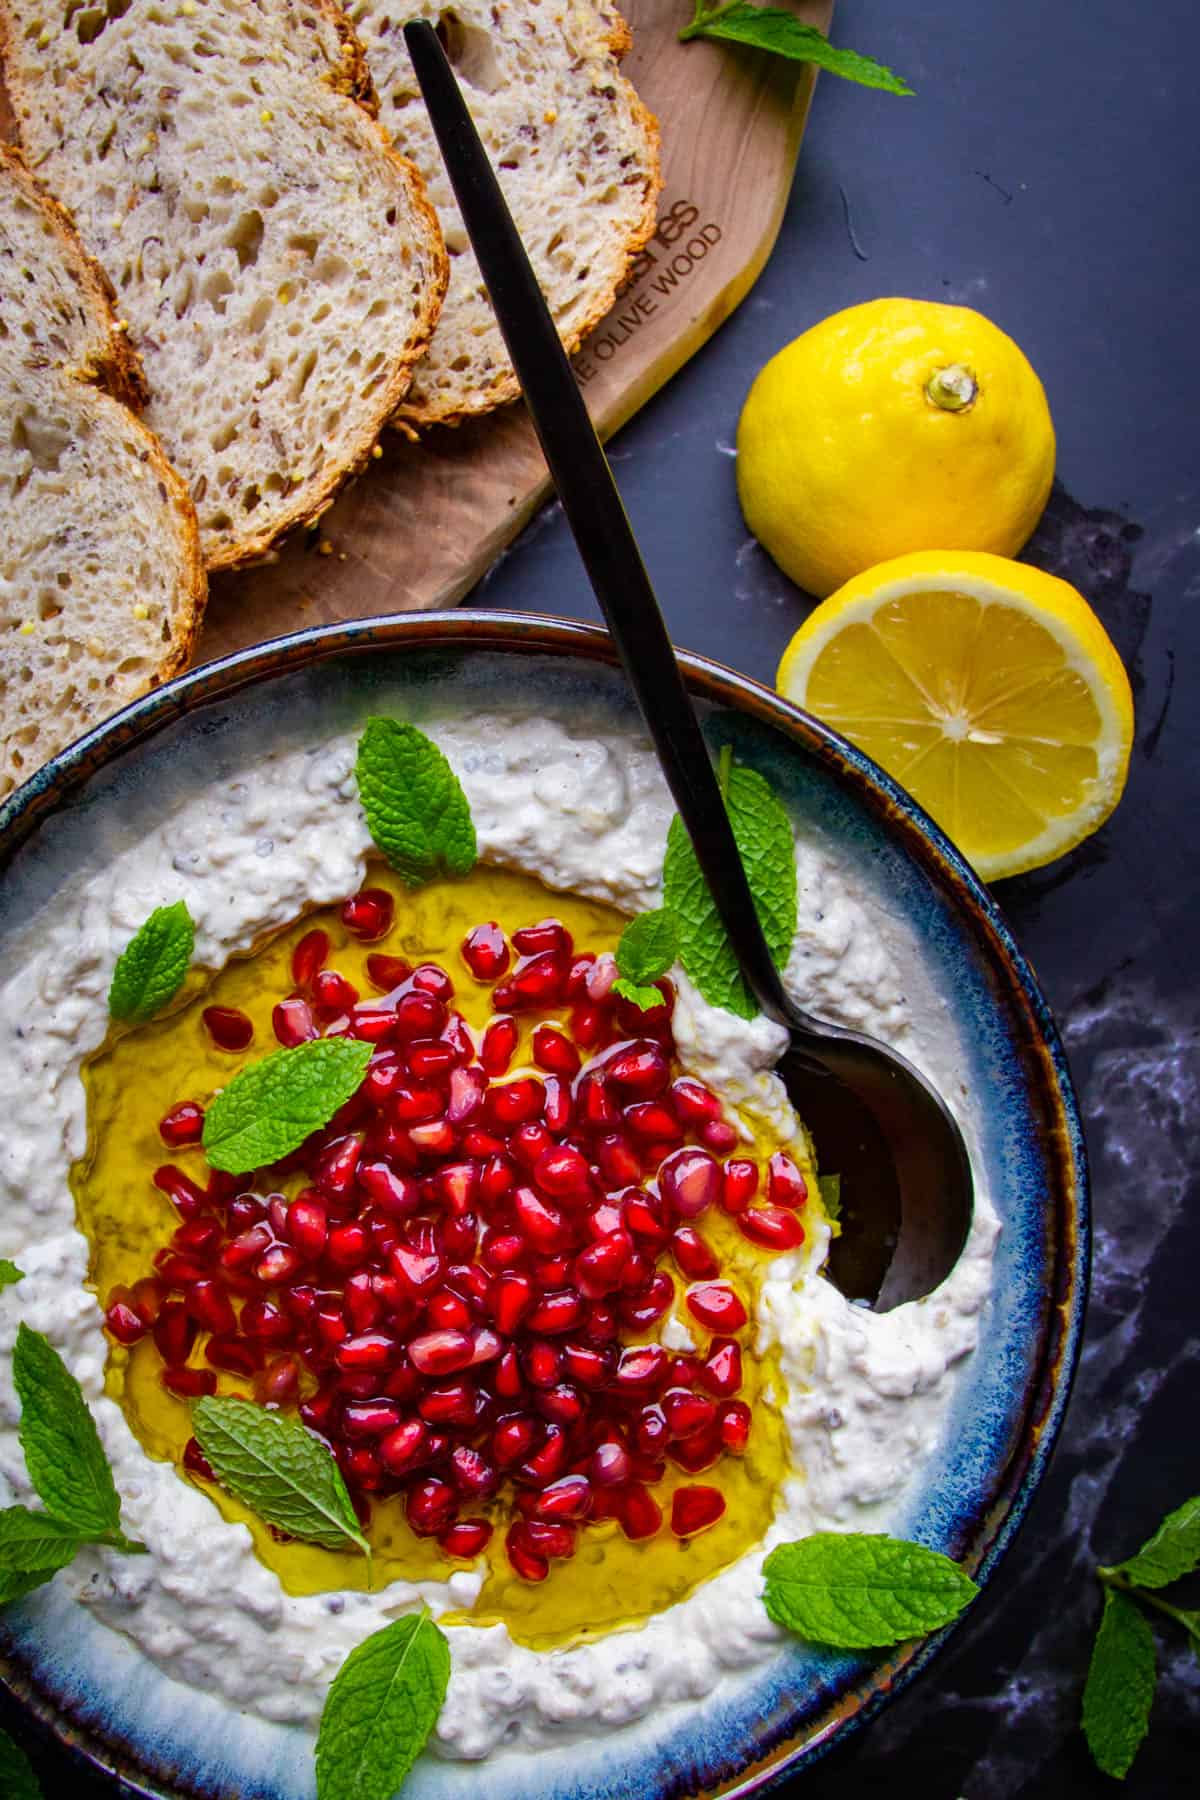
[405,18,975,1305]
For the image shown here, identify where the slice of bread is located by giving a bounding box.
[347,0,661,427]
[0,146,205,798]
[0,0,448,569]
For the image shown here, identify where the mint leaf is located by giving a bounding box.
[1082,1588,1156,1779]
[662,758,797,1019]
[817,1172,842,1221]
[1108,1495,1200,1591]
[612,979,669,1011]
[763,1533,978,1648]
[0,1726,41,1799]
[202,1038,372,1175]
[11,1325,127,1544]
[0,1506,84,1574]
[681,4,912,95]
[316,1612,450,1800]
[616,910,679,986]
[0,1259,24,1288]
[108,900,194,1022]
[355,718,476,886]
[193,1398,370,1559]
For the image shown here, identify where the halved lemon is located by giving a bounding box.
[776,550,1134,881]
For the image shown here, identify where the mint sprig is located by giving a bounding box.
[763,1533,978,1648]
[12,1324,139,1548]
[1081,1493,1200,1777]
[0,1326,145,1608]
[316,1612,450,1800]
[0,1259,24,1288]
[0,1727,41,1799]
[202,1038,372,1175]
[192,1397,370,1561]
[355,718,476,886]
[613,909,679,1012]
[108,900,194,1022]
[680,2,912,94]
[662,749,797,1020]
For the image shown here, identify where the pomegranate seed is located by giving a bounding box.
[398,993,448,1042]
[154,1250,211,1288]
[105,1299,147,1345]
[409,1328,475,1375]
[523,1341,562,1389]
[407,1119,457,1156]
[365,953,412,991]
[273,996,317,1047]
[634,1405,669,1456]
[314,1136,364,1206]
[576,1072,618,1131]
[342,1400,404,1440]
[625,1102,683,1146]
[523,1518,577,1559]
[505,1523,549,1582]
[406,1476,457,1536]
[240,1298,293,1343]
[531,1025,580,1078]
[158,1101,204,1148]
[378,1420,430,1476]
[619,1484,663,1540]
[440,1518,493,1558]
[447,1066,487,1125]
[491,1271,535,1335]
[509,951,569,1009]
[510,1122,553,1172]
[291,928,330,989]
[513,1188,574,1253]
[617,1270,674,1330]
[536,1382,586,1425]
[531,1474,592,1521]
[340,1444,384,1491]
[481,1228,525,1272]
[283,1195,328,1259]
[702,1120,739,1153]
[327,1222,369,1271]
[533,1144,592,1201]
[130,1277,166,1324]
[312,969,360,1017]
[227,1195,267,1232]
[183,1437,214,1481]
[492,1414,539,1467]
[700,1338,743,1398]
[410,963,453,1003]
[685,1282,748,1333]
[203,1006,254,1052]
[299,1390,336,1434]
[719,1399,752,1453]
[392,1084,444,1124]
[721,1159,759,1213]
[561,1342,612,1388]
[663,1388,718,1439]
[767,1151,808,1210]
[153,1301,197,1365]
[575,1231,631,1298]
[737,1206,806,1251]
[478,1016,516,1077]
[425,1288,472,1331]
[518,1424,569,1486]
[670,1077,722,1123]
[585,954,617,1001]
[570,1003,605,1048]
[658,1148,721,1218]
[670,1426,723,1473]
[461,921,510,981]
[495,1349,526,1399]
[671,1485,725,1537]
[448,1445,500,1498]
[153,1165,208,1222]
[173,1217,222,1261]
[418,1378,478,1428]
[607,1041,670,1097]
[205,1335,264,1376]
[542,1076,574,1135]
[594,1133,641,1188]
[407,1040,458,1080]
[614,1345,670,1393]
[344,1271,382,1333]
[485,1078,545,1131]
[589,1441,631,1486]
[162,1366,217,1398]
[468,1326,502,1365]
[349,1005,400,1044]
[669,1226,720,1280]
[621,1189,671,1250]
[184,1280,236,1336]
[617,1249,651,1294]
[342,889,394,941]
[256,1243,304,1284]
[334,1332,397,1372]
[257,1354,301,1406]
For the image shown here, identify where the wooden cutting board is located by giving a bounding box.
[3,1,831,663]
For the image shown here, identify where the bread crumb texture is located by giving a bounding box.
[352,0,661,425]
[0,148,205,798]
[0,0,448,566]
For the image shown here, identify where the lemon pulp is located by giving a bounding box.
[75,865,803,1650]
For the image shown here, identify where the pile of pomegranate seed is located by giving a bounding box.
[104,901,808,1583]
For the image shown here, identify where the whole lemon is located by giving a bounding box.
[736,298,1056,598]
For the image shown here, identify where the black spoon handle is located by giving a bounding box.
[404,18,811,1029]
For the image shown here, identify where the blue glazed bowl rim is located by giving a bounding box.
[0,610,1089,1797]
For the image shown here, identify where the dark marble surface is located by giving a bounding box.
[7,0,1199,1792]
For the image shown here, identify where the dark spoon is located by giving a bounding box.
[404,19,973,1307]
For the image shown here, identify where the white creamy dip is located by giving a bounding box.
[0,712,999,1761]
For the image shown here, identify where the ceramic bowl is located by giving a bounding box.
[0,613,1087,1798]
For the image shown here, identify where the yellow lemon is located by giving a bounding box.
[737,298,1056,598]
[776,550,1134,881]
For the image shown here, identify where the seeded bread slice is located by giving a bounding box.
[0,146,205,798]
[0,0,448,569]
[348,0,661,427]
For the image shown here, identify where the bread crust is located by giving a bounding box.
[0,144,206,785]
[0,0,449,572]
[388,0,662,431]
